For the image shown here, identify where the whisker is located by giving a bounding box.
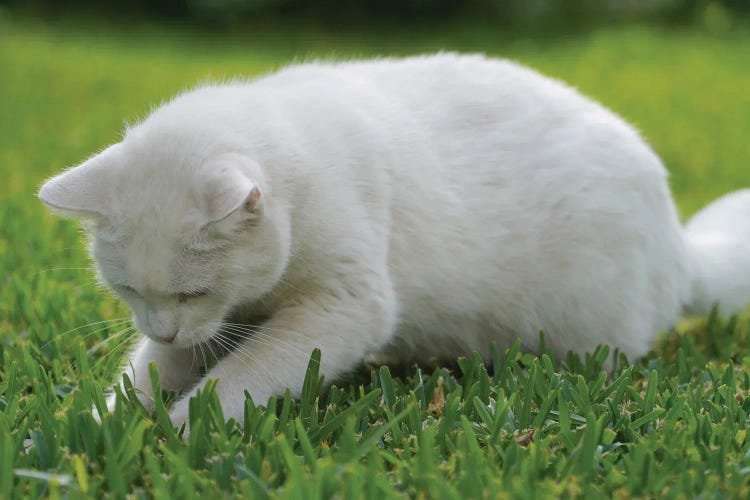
[219,331,256,354]
[221,322,309,340]
[218,326,303,362]
[212,332,287,391]
[199,342,208,373]
[211,334,234,356]
[87,326,137,355]
[190,340,197,374]
[214,330,249,356]
[219,323,310,358]
[212,334,258,373]
[205,339,220,368]
[214,331,258,362]
[51,317,131,339]
[94,328,136,360]
[218,324,296,353]
[41,317,131,349]
[71,280,106,292]
[77,320,133,344]
[88,328,137,375]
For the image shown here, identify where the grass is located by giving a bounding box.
[2,14,750,498]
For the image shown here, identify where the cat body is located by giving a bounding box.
[39,54,750,426]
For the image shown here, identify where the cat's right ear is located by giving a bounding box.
[38,143,120,219]
[201,164,264,226]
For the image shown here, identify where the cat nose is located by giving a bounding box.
[157,329,178,344]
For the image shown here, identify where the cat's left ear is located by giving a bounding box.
[38,143,120,219]
[203,166,263,225]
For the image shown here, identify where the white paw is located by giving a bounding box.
[364,350,398,369]
[92,394,117,424]
[169,398,191,438]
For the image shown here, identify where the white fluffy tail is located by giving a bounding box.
[684,189,750,315]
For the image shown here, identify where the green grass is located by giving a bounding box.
[2,15,750,498]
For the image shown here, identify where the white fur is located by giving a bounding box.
[39,53,750,427]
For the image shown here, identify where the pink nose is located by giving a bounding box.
[159,329,178,344]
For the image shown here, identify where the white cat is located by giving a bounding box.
[39,53,750,428]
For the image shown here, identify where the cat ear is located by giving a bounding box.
[38,144,120,218]
[203,167,263,224]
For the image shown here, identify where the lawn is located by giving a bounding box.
[2,15,750,497]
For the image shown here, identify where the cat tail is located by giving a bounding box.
[684,189,750,316]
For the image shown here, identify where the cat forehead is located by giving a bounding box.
[106,149,249,219]
[96,221,227,255]
[96,209,198,246]
[95,231,225,289]
[95,179,235,256]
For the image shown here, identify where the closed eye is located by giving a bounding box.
[116,284,142,298]
[177,289,210,303]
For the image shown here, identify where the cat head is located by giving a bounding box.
[39,126,290,348]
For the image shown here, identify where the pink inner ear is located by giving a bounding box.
[245,185,262,211]
[204,171,261,223]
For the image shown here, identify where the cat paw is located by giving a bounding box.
[364,351,398,369]
[92,407,103,424]
[92,394,118,424]
[169,399,191,439]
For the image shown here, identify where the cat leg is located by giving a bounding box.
[169,284,396,430]
[99,337,200,417]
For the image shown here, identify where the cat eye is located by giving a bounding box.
[116,284,141,297]
[177,289,210,303]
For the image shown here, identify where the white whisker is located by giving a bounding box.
[220,327,305,364]
[41,317,132,349]
[220,323,310,358]
[198,342,208,373]
[213,337,254,373]
[52,317,131,338]
[72,280,105,291]
[213,331,287,391]
[89,329,137,373]
[205,339,220,369]
[87,326,137,355]
[213,331,258,367]
[190,340,197,374]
